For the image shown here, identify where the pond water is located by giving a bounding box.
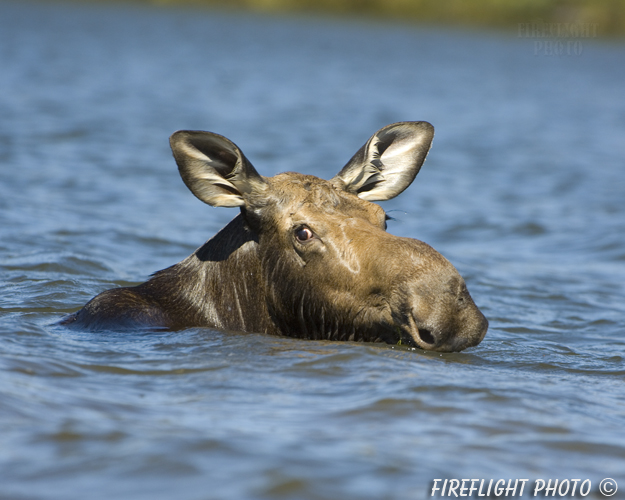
[1,1,624,499]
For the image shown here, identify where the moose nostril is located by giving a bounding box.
[418,328,435,345]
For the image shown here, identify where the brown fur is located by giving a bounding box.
[62,122,488,352]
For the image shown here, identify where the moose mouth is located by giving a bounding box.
[393,302,489,353]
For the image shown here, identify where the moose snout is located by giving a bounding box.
[396,278,489,352]
[403,305,488,352]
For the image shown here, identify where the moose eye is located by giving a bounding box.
[295,226,314,243]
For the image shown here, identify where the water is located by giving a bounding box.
[1,1,625,499]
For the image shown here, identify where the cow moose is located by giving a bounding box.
[62,121,488,352]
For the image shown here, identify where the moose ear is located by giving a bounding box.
[331,121,434,201]
[170,130,266,208]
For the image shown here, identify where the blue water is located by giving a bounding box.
[1,2,625,499]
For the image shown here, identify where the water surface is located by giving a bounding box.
[1,2,624,499]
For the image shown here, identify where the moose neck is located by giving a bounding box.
[143,213,276,333]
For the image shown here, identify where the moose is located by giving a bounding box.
[62,121,488,352]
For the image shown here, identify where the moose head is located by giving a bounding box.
[63,122,488,352]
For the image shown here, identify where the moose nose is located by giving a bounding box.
[415,326,436,345]
[404,304,488,352]
[403,312,440,351]
[445,312,488,352]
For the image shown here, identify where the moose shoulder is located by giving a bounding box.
[62,122,488,352]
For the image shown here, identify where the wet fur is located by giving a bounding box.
[63,123,488,352]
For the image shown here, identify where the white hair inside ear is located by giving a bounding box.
[170,130,267,208]
[332,121,434,202]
